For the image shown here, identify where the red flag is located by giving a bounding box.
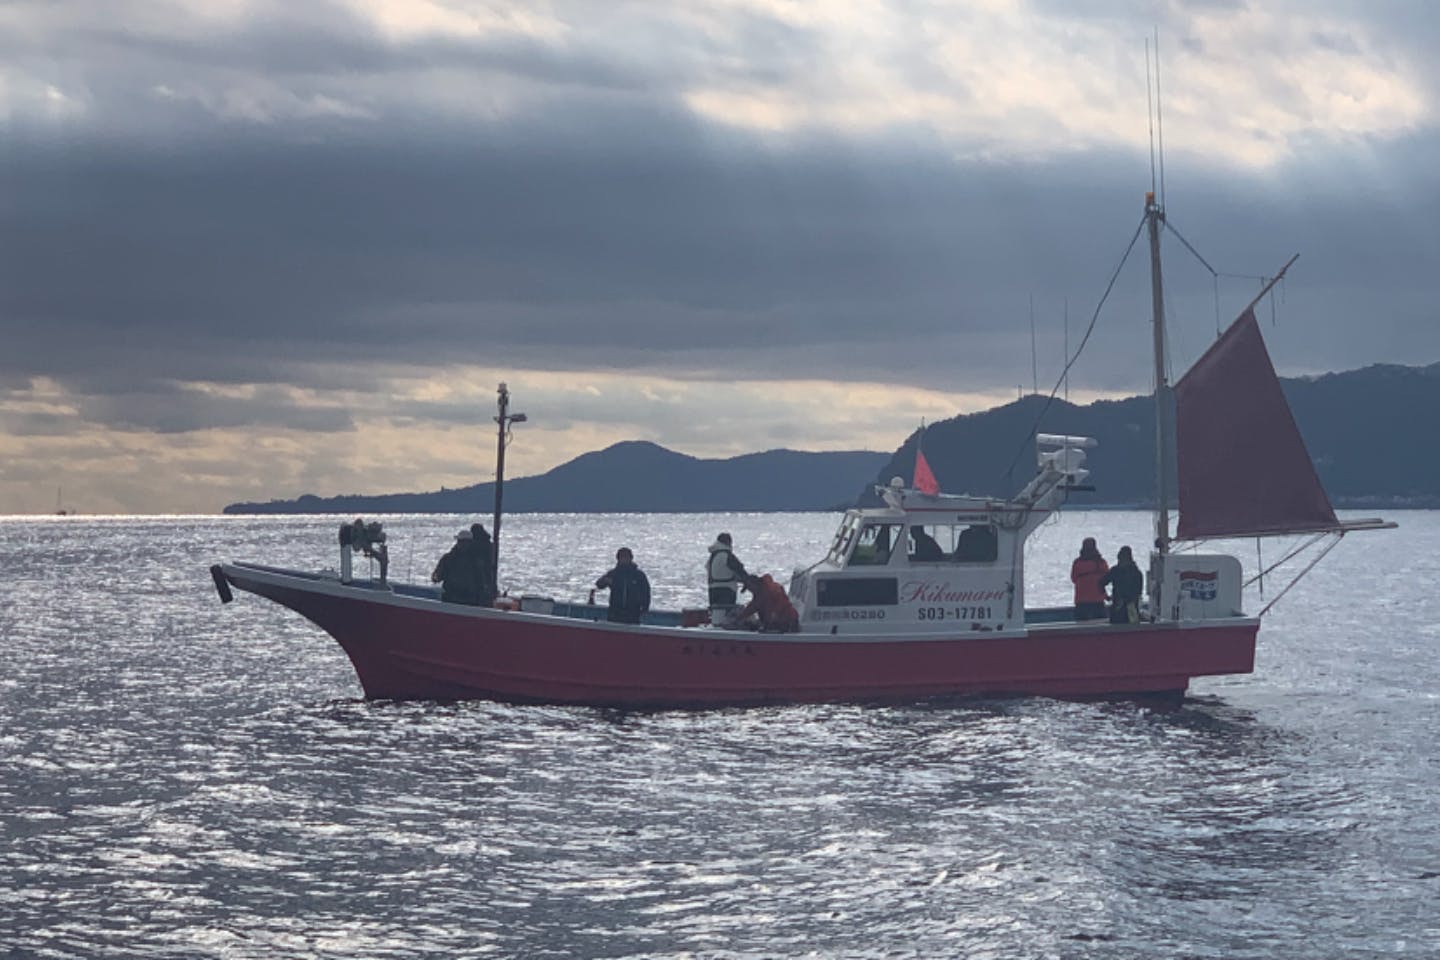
[914,446,939,495]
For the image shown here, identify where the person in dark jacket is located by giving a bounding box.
[432,529,482,605]
[1070,537,1110,621]
[470,523,496,606]
[595,547,651,624]
[909,525,945,562]
[1099,544,1144,624]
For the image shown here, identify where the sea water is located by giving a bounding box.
[1,511,1438,958]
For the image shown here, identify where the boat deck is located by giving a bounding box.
[237,565,1247,632]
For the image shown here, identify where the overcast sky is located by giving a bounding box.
[3,0,1437,513]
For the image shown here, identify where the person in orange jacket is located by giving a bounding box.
[730,574,800,633]
[1070,537,1110,621]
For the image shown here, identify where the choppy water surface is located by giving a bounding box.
[2,511,1438,958]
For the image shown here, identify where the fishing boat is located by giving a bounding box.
[210,193,1391,706]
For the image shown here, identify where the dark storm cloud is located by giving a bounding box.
[7,118,1434,395]
[71,384,356,434]
[0,121,1145,385]
[2,0,1438,439]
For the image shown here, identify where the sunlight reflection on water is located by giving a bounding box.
[1,511,1438,958]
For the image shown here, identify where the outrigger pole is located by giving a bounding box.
[492,382,527,588]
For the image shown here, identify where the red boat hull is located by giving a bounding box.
[219,564,1257,707]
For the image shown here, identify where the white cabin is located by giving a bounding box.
[788,434,1095,634]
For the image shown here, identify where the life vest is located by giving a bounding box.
[708,543,740,590]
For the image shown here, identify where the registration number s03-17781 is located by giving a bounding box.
[915,606,993,621]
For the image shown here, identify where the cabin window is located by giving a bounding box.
[954,524,999,563]
[849,524,900,566]
[816,577,899,607]
[907,525,948,563]
[827,515,860,565]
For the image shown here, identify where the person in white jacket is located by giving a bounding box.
[706,532,748,624]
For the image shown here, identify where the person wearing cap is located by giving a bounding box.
[1070,537,1109,621]
[594,547,651,624]
[706,532,748,624]
[1099,545,1144,624]
[432,529,483,605]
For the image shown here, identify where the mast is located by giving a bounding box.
[492,382,527,588]
[1147,191,1169,558]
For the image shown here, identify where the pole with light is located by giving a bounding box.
[492,382,526,591]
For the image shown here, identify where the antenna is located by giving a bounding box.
[1029,293,1038,396]
[1155,27,1166,209]
[1145,37,1157,196]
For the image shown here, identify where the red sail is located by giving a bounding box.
[1174,308,1338,539]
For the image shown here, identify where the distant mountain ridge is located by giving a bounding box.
[863,360,1440,509]
[223,443,891,514]
[225,360,1440,515]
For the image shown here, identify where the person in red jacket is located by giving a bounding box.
[1070,537,1110,621]
[730,574,801,633]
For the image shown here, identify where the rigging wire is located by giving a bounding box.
[1243,531,1328,589]
[998,212,1148,486]
[1160,215,1224,337]
[1258,534,1344,617]
[1163,218,1219,276]
[1163,216,1280,337]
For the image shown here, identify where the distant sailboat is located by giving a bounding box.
[55,486,68,516]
